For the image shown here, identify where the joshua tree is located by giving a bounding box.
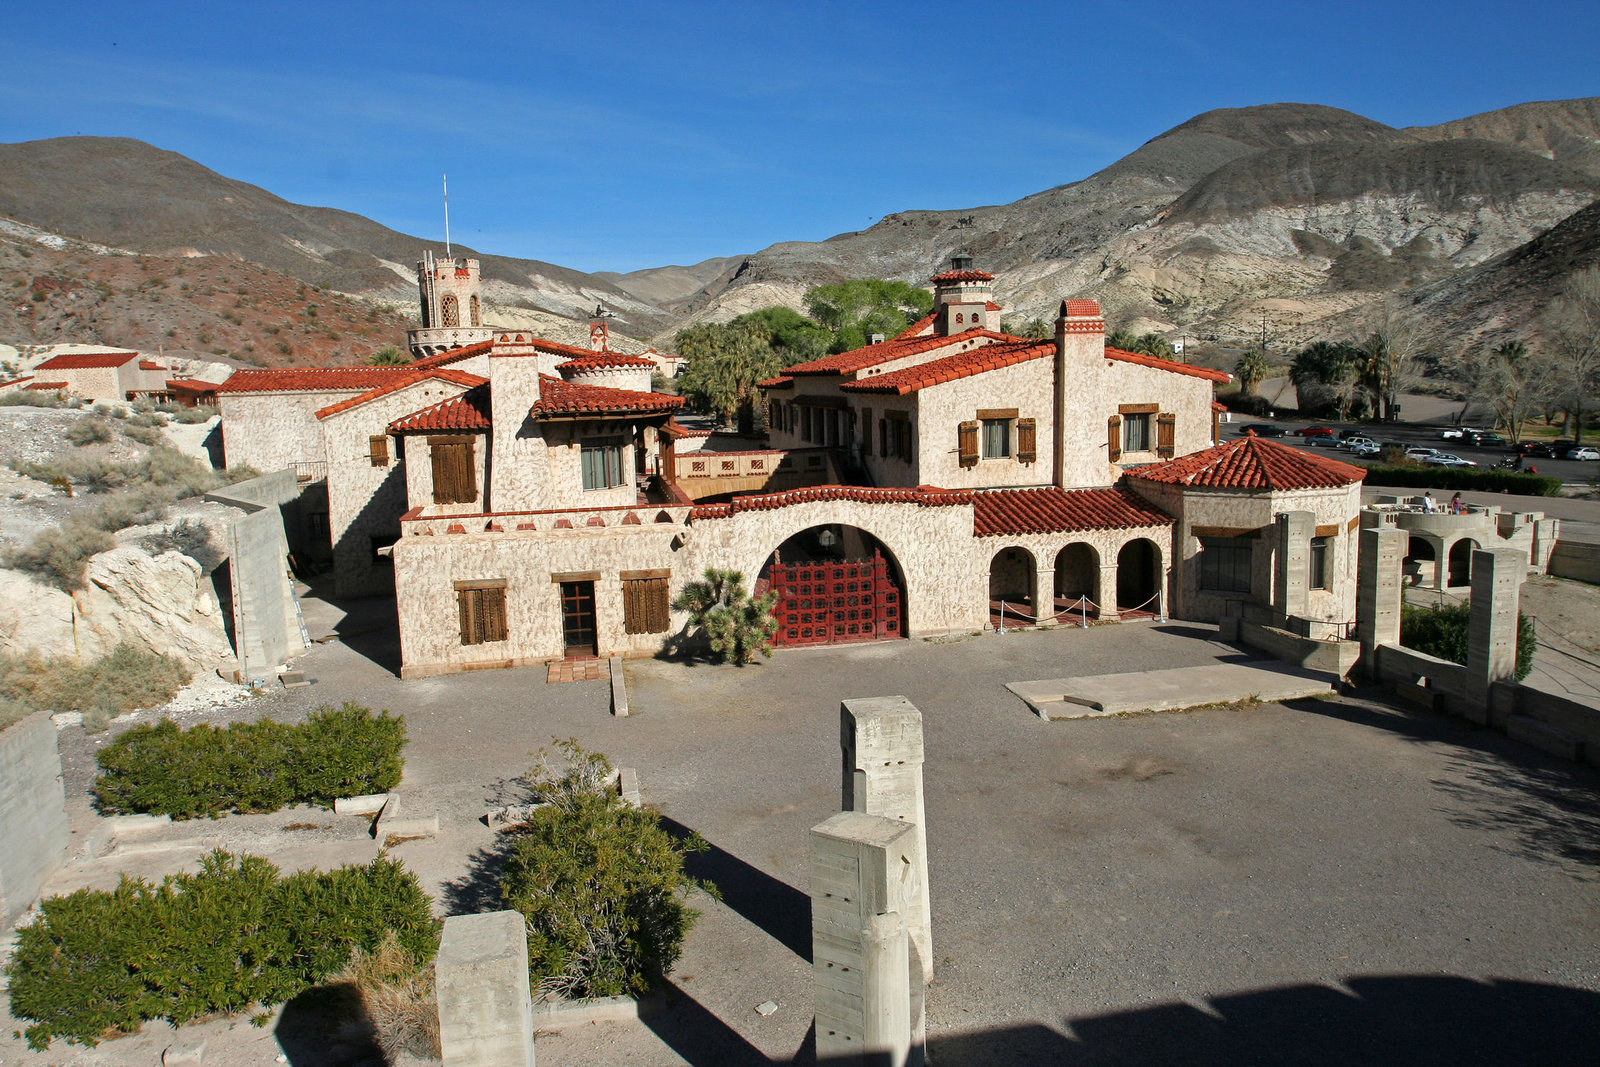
[672,567,779,665]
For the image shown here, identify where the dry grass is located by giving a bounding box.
[332,931,440,1061]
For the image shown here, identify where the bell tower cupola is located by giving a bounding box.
[930,254,997,335]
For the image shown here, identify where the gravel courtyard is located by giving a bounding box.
[6,603,1598,1066]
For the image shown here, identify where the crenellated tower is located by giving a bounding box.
[407,250,493,358]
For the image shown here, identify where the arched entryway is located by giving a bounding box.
[1448,538,1478,587]
[1116,539,1161,618]
[1405,536,1436,586]
[757,525,905,646]
[989,546,1036,628]
[1054,543,1100,622]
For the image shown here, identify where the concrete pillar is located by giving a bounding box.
[1097,563,1120,620]
[1356,521,1406,682]
[811,812,919,1067]
[1466,547,1525,725]
[436,910,536,1067]
[840,697,930,985]
[1273,511,1314,623]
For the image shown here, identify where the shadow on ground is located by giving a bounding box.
[660,816,812,962]
[275,982,385,1067]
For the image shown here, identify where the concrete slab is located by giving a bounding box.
[1008,659,1337,719]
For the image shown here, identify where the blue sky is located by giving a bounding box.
[2,1,1598,273]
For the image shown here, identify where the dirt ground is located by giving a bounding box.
[3,597,1598,1067]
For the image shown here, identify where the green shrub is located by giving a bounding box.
[1400,602,1536,682]
[498,741,708,999]
[94,703,407,819]
[1362,464,1563,496]
[64,416,112,446]
[4,850,438,1050]
[0,644,191,731]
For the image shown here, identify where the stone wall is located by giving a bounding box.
[218,391,361,471]
[0,712,69,928]
[912,360,1055,490]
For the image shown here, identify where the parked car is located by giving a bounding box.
[1425,454,1477,468]
[1338,428,1372,439]
[1438,426,1482,440]
[1564,446,1599,461]
[1404,446,1441,460]
[1347,441,1381,457]
[1340,436,1377,450]
[1464,431,1507,447]
[1294,425,1335,438]
[1514,442,1556,458]
[1241,423,1287,437]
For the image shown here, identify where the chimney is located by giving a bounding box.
[589,320,608,351]
[1053,298,1106,487]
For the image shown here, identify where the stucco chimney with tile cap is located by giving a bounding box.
[1053,298,1106,486]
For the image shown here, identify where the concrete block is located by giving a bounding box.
[374,794,438,842]
[617,767,642,807]
[531,992,639,1027]
[609,655,629,716]
[109,813,171,836]
[334,793,389,816]
[436,910,535,1067]
[279,670,311,689]
[1507,715,1586,762]
[0,712,70,928]
[49,711,83,728]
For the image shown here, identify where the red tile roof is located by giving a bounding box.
[985,301,1003,312]
[1104,346,1231,384]
[215,366,412,394]
[781,327,1006,377]
[1127,435,1366,491]
[315,368,487,420]
[557,353,658,370]
[931,269,994,283]
[412,339,493,368]
[756,375,793,389]
[138,360,164,371]
[489,334,601,360]
[972,487,1174,536]
[689,485,970,520]
[894,313,938,340]
[34,352,139,370]
[165,379,216,394]
[389,385,492,433]
[841,340,1052,394]
[530,376,684,419]
[24,381,67,391]
[1063,299,1102,317]
[0,376,32,388]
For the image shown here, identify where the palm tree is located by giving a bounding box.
[672,568,779,665]
[1234,349,1269,397]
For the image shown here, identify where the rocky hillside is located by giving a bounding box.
[3,97,1598,357]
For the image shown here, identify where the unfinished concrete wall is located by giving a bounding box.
[206,469,309,682]
[1548,540,1600,584]
[0,712,70,928]
[1466,547,1524,721]
[435,910,535,1067]
[1356,518,1406,680]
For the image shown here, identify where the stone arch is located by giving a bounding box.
[989,545,1036,626]
[1404,535,1436,586]
[1448,537,1479,587]
[441,294,460,328]
[1116,537,1162,617]
[757,522,907,646]
[1053,542,1101,620]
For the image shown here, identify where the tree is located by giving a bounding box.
[671,567,779,665]
[1545,266,1600,442]
[1455,339,1557,443]
[1359,303,1426,421]
[1234,349,1270,397]
[732,306,830,363]
[1002,317,1051,340]
[1290,341,1366,420]
[366,345,409,366]
[673,321,782,431]
[1106,329,1175,360]
[804,280,934,353]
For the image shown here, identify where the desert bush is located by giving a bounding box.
[94,703,407,819]
[140,518,223,573]
[1400,603,1536,682]
[0,644,191,732]
[499,740,708,999]
[672,567,779,665]
[12,443,245,499]
[131,396,156,414]
[122,422,162,445]
[0,391,64,408]
[174,403,218,424]
[330,931,440,1060]
[64,416,112,446]
[4,850,438,1050]
[0,695,30,733]
[127,411,165,428]
[5,485,173,590]
[1361,465,1563,496]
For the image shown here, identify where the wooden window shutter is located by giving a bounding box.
[1017,418,1037,464]
[861,408,873,456]
[456,582,507,645]
[1212,406,1221,444]
[623,575,671,634]
[1157,412,1176,458]
[1107,415,1122,462]
[879,417,888,458]
[958,421,979,468]
[430,438,478,505]
[369,435,389,468]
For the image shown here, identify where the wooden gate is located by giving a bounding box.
[765,550,902,647]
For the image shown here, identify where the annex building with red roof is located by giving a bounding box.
[0,347,173,403]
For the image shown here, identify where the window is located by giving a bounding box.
[1199,536,1252,593]
[368,434,390,468]
[982,418,1011,459]
[860,407,873,456]
[622,569,671,634]
[801,406,814,443]
[581,435,627,490]
[441,294,460,328]
[884,412,912,463]
[1309,536,1331,591]
[456,580,507,645]
[469,294,481,327]
[1124,412,1151,452]
[429,437,477,504]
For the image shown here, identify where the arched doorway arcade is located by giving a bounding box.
[1448,538,1479,588]
[757,524,905,646]
[988,546,1036,628]
[1116,539,1162,618]
[1053,543,1101,622]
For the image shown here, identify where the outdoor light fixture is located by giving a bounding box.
[817,528,838,548]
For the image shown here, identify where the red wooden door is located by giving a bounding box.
[766,550,901,646]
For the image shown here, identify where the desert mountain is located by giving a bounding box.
[2,97,1598,361]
